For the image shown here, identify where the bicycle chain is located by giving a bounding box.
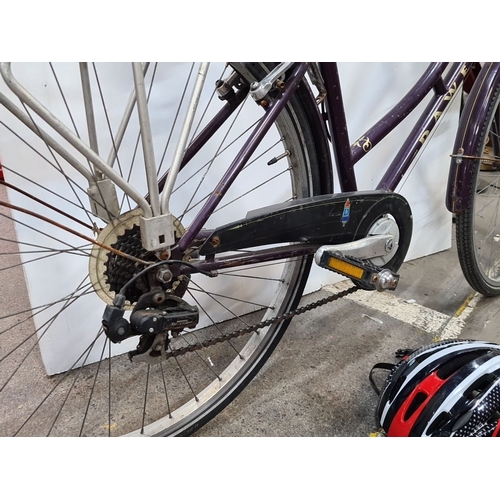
[106,229,361,360]
[163,284,358,359]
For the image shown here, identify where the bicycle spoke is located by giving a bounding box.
[119,64,159,213]
[179,141,285,221]
[13,328,105,436]
[217,257,302,274]
[46,328,103,436]
[1,278,100,435]
[186,288,243,358]
[172,353,199,403]
[0,282,94,326]
[171,113,257,198]
[0,250,89,272]
[159,363,173,419]
[0,244,91,262]
[0,239,91,255]
[188,65,226,142]
[79,335,108,436]
[180,87,250,219]
[188,280,263,327]
[92,63,127,181]
[0,162,101,222]
[140,364,151,434]
[178,334,223,380]
[1,180,95,231]
[0,281,93,364]
[49,63,84,141]
[157,63,195,176]
[215,166,290,213]
[217,271,284,282]
[17,100,97,226]
[108,341,112,437]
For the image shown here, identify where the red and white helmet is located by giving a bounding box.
[375,339,500,437]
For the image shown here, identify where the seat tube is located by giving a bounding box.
[319,63,357,192]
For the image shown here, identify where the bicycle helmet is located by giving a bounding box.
[374,339,500,437]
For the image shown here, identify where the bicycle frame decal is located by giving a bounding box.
[341,198,351,226]
[353,136,372,153]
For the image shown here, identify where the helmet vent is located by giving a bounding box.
[464,374,496,401]
[426,411,452,436]
[403,392,427,421]
[437,351,486,380]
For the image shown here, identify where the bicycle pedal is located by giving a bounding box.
[315,250,399,291]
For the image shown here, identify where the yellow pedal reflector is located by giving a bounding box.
[326,256,365,279]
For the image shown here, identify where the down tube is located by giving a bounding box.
[176,62,310,253]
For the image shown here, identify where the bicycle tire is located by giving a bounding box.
[0,62,330,436]
[455,73,500,296]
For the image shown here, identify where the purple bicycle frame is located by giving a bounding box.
[173,62,479,276]
[319,62,474,192]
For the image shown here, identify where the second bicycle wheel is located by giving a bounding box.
[0,62,330,436]
[455,71,500,296]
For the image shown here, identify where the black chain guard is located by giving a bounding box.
[199,190,413,265]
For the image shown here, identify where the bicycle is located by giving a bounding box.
[0,62,498,437]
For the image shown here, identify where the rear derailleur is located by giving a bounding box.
[102,289,199,363]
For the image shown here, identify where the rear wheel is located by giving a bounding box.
[0,62,329,436]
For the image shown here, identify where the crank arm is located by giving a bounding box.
[314,234,396,262]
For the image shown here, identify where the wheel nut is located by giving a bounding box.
[156,268,172,284]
